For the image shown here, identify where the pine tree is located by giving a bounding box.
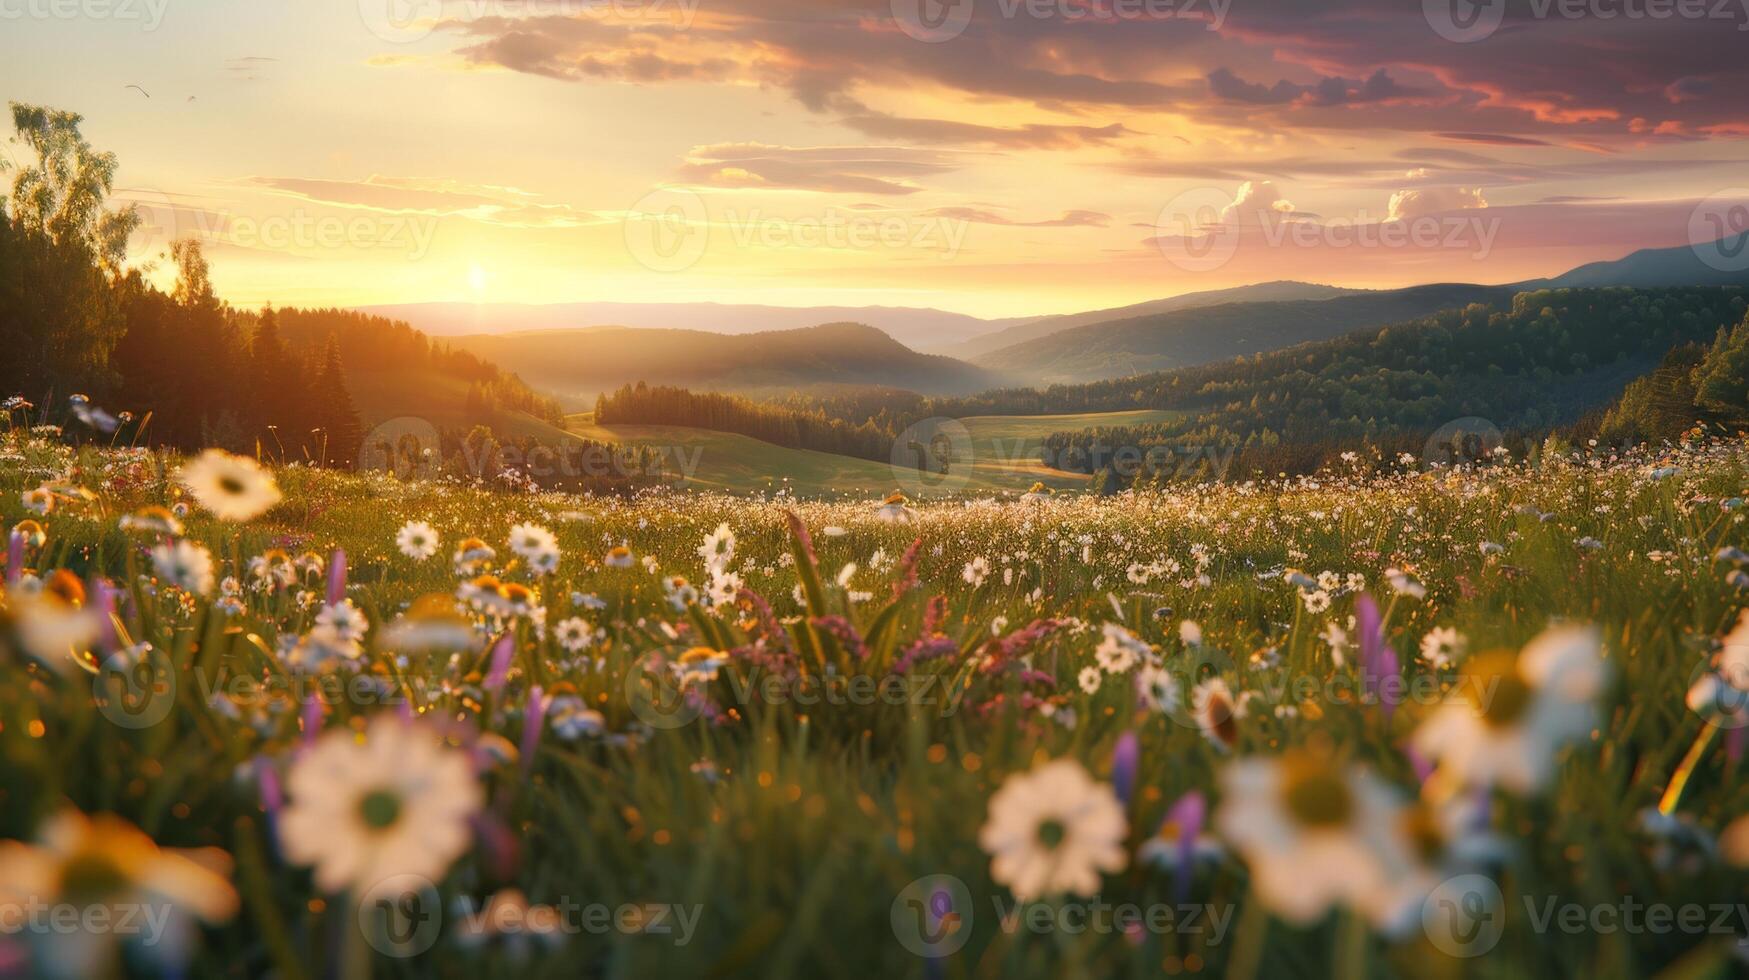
[316,334,363,467]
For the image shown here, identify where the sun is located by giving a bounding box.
[468,263,488,293]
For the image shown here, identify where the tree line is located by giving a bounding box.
[1,102,559,470]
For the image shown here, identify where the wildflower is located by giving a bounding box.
[1139,791,1224,884]
[663,575,698,611]
[0,809,238,977]
[507,522,557,561]
[553,617,593,653]
[1215,747,1417,927]
[978,759,1127,901]
[962,557,990,588]
[152,540,215,596]
[1302,589,1331,614]
[675,646,726,684]
[1385,567,1425,599]
[248,549,297,591]
[1094,623,1149,674]
[1191,677,1244,752]
[396,520,439,560]
[876,491,916,523]
[1077,665,1103,693]
[314,599,368,645]
[698,523,736,571]
[1134,665,1180,714]
[1022,482,1052,503]
[453,537,496,574]
[1179,620,1203,647]
[279,715,482,893]
[119,505,183,536]
[548,694,605,740]
[1412,625,1606,793]
[177,449,281,521]
[1420,627,1466,669]
[21,487,52,516]
[5,573,101,671]
[603,545,635,569]
[382,594,477,653]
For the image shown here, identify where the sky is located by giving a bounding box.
[2,0,1747,318]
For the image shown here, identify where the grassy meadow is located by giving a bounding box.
[5,419,1749,978]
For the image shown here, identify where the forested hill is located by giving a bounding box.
[1027,286,1749,482]
[972,283,1518,383]
[447,321,999,402]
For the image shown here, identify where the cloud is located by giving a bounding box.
[837,109,1137,149]
[674,143,962,195]
[920,207,1110,227]
[1386,186,1488,221]
[242,176,600,226]
[1207,67,1411,107]
[1220,180,1297,224]
[1435,132,1552,147]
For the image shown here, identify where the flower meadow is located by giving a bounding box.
[7,423,1749,977]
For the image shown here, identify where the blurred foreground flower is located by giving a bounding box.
[979,759,1127,901]
[280,715,483,893]
[176,449,281,522]
[1413,625,1605,794]
[0,809,237,978]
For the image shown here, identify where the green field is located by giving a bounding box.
[8,426,1749,977]
[563,411,1186,496]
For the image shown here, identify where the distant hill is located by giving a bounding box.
[1545,233,1749,289]
[974,283,1517,384]
[943,280,1358,360]
[355,301,1027,353]
[445,322,1000,404]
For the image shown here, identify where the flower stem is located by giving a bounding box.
[1658,721,1722,816]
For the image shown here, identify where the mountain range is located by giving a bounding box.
[443,322,998,405]
[393,234,1749,399]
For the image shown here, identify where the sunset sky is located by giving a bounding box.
[3,0,1747,318]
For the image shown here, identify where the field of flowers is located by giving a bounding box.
[5,418,1749,978]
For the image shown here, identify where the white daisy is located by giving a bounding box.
[1191,677,1245,752]
[152,540,215,596]
[279,715,482,893]
[314,599,368,645]
[396,520,439,561]
[553,617,593,654]
[1215,749,1418,928]
[1134,665,1181,714]
[1094,622,1150,674]
[1419,627,1466,669]
[1412,625,1606,793]
[507,522,557,561]
[177,449,281,522]
[1077,665,1103,694]
[979,759,1128,901]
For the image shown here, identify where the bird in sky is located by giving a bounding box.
[124,84,150,98]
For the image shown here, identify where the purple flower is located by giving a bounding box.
[325,549,347,606]
[5,529,20,585]
[1111,731,1139,806]
[520,686,547,777]
[1356,594,1401,721]
[1162,790,1206,904]
[484,632,514,692]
